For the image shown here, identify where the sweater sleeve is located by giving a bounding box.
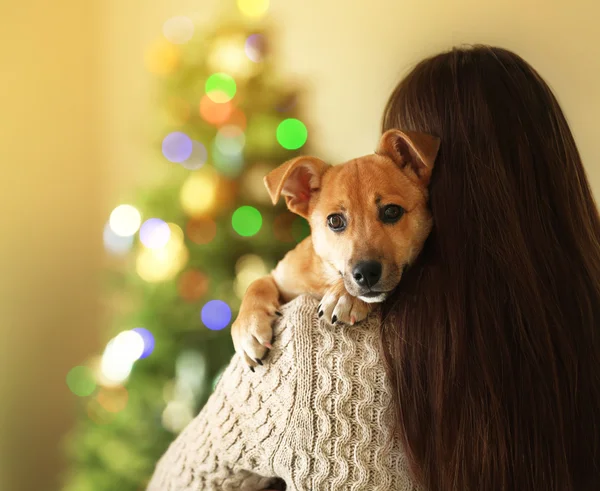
[146,296,308,491]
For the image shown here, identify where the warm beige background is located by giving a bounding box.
[1,0,598,490]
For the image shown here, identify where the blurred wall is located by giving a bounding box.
[0,2,103,491]
[1,1,598,490]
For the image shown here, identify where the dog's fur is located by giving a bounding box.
[231,130,439,367]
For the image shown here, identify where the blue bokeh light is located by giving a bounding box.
[132,327,155,359]
[201,300,232,331]
[139,218,171,249]
[162,132,193,163]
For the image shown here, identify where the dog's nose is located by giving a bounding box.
[352,261,382,288]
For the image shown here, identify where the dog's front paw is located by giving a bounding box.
[231,308,281,370]
[319,285,371,326]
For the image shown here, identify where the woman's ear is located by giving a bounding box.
[263,156,329,218]
[377,129,440,186]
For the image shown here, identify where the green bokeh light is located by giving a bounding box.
[205,73,237,102]
[276,118,307,150]
[232,206,262,237]
[66,366,96,397]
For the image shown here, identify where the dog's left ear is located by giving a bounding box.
[377,129,440,186]
[263,156,329,218]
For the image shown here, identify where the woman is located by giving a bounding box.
[148,46,600,490]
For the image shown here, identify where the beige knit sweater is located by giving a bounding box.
[147,295,416,491]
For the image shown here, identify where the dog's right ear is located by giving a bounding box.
[263,156,329,218]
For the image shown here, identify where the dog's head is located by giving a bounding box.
[264,129,439,303]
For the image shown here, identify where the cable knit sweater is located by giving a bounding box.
[147,295,416,491]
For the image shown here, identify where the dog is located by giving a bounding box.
[231,129,439,368]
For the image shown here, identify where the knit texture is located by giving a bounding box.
[147,295,417,491]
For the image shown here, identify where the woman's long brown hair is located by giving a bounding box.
[381,46,600,490]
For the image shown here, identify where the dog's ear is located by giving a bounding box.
[377,129,440,186]
[263,156,329,217]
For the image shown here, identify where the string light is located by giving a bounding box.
[232,205,262,237]
[237,0,270,19]
[66,366,96,397]
[162,16,195,45]
[109,205,142,237]
[205,73,237,103]
[181,141,207,170]
[139,218,171,249]
[103,222,135,256]
[277,118,308,150]
[180,168,218,217]
[199,96,233,125]
[145,38,180,75]
[201,300,232,330]
[162,131,193,163]
[186,218,217,245]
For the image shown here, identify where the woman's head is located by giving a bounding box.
[381,46,600,490]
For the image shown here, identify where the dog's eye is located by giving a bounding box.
[327,214,346,232]
[381,205,404,223]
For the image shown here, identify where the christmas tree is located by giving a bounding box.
[61,6,311,491]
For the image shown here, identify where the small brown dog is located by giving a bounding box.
[231,129,439,368]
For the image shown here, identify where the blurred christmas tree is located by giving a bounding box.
[61,5,311,491]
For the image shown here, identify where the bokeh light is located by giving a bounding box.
[132,327,155,359]
[162,400,194,434]
[181,141,208,170]
[226,108,247,130]
[276,118,308,150]
[162,16,195,45]
[109,204,142,237]
[241,163,271,204]
[178,269,209,302]
[186,218,217,245]
[208,35,256,79]
[136,224,189,283]
[103,222,135,255]
[205,73,237,103]
[99,330,146,386]
[245,34,265,62]
[237,0,270,19]
[201,300,232,330]
[215,125,246,157]
[199,96,233,125]
[145,38,180,75]
[180,168,218,217]
[234,254,268,298]
[139,218,171,249]
[66,366,96,397]
[212,143,244,178]
[232,206,262,237]
[162,131,193,163]
[97,387,129,413]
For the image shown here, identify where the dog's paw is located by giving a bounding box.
[231,308,281,370]
[318,287,371,326]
